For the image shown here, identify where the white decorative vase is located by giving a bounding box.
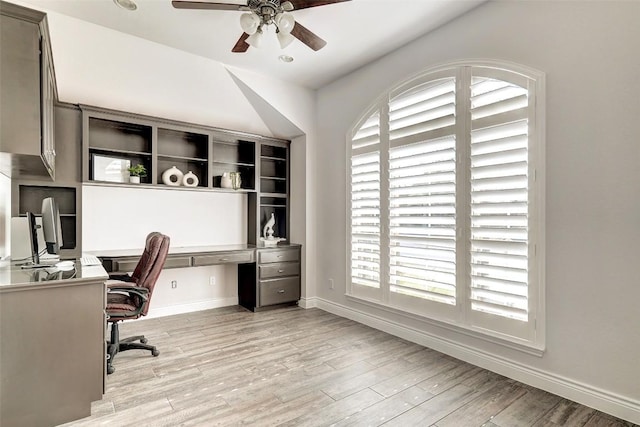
[162,166,183,186]
[183,171,199,187]
[129,176,140,184]
[220,173,232,189]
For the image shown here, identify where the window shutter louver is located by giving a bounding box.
[350,112,381,289]
[388,78,457,305]
[469,76,530,321]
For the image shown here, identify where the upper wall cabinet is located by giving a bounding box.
[80,105,290,193]
[0,1,57,179]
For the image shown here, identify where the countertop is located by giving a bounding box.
[0,260,108,291]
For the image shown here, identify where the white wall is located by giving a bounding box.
[315,0,640,423]
[0,173,10,258]
[82,186,247,251]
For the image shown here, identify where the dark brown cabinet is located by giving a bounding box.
[81,105,261,191]
[238,245,301,311]
[0,1,57,179]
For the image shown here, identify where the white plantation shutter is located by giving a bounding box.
[387,77,457,308]
[347,63,544,347]
[469,76,530,322]
[350,111,381,291]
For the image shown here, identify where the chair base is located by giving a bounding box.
[107,322,159,374]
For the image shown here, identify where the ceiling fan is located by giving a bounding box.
[171,0,352,53]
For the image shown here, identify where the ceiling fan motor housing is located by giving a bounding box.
[249,0,284,26]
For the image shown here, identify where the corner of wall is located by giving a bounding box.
[0,173,11,259]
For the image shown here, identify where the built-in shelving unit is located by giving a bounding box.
[258,142,289,243]
[211,137,255,190]
[87,117,152,184]
[13,183,79,257]
[80,105,291,249]
[157,127,209,188]
[81,106,264,192]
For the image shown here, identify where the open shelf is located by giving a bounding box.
[18,184,78,251]
[88,117,152,153]
[157,127,208,159]
[211,139,256,190]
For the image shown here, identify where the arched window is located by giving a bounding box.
[348,62,545,348]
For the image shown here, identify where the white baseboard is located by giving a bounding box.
[315,297,640,425]
[145,297,238,319]
[298,296,318,309]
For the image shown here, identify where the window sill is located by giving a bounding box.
[345,293,545,357]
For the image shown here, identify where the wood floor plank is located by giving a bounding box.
[333,386,435,427]
[583,412,638,427]
[532,399,598,426]
[371,353,455,397]
[381,384,481,426]
[321,358,416,400]
[239,390,335,426]
[491,386,563,427]
[435,381,528,427]
[60,307,634,427]
[279,388,385,427]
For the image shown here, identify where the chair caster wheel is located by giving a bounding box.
[152,349,160,357]
[107,365,115,375]
[140,337,148,344]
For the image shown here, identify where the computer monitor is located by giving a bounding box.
[26,211,40,265]
[41,197,63,255]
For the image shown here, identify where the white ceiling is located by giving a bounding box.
[19,0,483,89]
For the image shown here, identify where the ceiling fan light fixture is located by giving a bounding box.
[113,0,137,11]
[277,30,295,49]
[246,28,264,48]
[275,12,295,34]
[240,12,260,35]
[281,1,294,12]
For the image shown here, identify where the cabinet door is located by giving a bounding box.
[40,23,56,177]
[0,14,41,156]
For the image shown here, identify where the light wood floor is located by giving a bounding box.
[61,306,635,427]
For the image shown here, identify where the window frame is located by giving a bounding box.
[346,60,546,353]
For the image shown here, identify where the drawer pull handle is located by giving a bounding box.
[220,258,228,261]
[278,269,285,273]
[277,289,285,293]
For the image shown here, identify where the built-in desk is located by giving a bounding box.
[92,243,302,312]
[96,244,256,273]
[0,261,108,427]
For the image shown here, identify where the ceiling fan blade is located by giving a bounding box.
[290,22,326,51]
[232,32,250,53]
[171,1,247,10]
[289,0,351,11]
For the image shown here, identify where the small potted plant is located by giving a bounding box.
[128,164,147,184]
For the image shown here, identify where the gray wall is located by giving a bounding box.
[315,0,640,421]
[0,173,9,258]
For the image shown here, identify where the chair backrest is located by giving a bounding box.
[131,232,170,316]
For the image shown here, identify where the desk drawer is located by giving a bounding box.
[107,255,191,273]
[163,256,192,269]
[110,258,139,273]
[259,277,300,306]
[258,248,299,264]
[192,250,254,266]
[259,262,300,280]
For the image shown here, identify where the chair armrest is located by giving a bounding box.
[106,280,149,301]
[106,282,149,320]
[106,279,139,288]
[107,283,149,298]
[109,273,135,282]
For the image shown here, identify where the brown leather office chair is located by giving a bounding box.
[106,232,170,374]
